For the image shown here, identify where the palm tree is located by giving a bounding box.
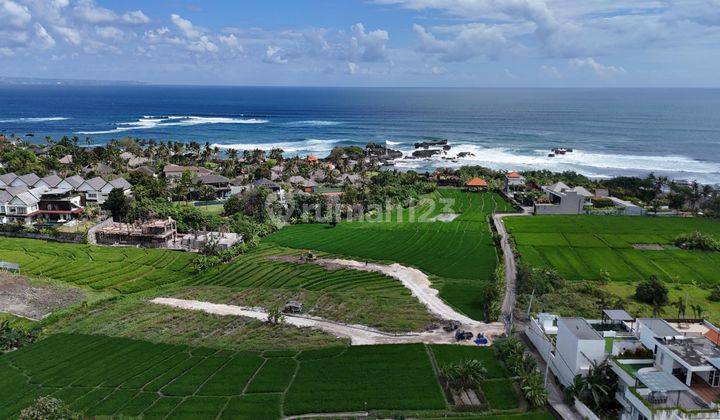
[691,304,705,319]
[652,301,665,317]
[440,359,487,389]
[673,297,686,319]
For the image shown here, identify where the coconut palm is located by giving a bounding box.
[440,359,488,389]
[522,372,548,407]
[673,297,687,319]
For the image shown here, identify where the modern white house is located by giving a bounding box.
[534,182,592,215]
[527,311,720,420]
[77,176,132,204]
[504,171,526,191]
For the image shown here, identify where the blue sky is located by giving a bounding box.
[1,0,719,87]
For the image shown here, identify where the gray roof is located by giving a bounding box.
[0,190,11,202]
[15,191,39,206]
[603,309,634,322]
[559,317,603,340]
[252,178,279,189]
[40,174,63,188]
[708,358,720,370]
[18,173,40,186]
[198,174,230,185]
[64,175,85,188]
[82,176,109,191]
[638,318,680,338]
[637,371,688,392]
[109,177,132,189]
[0,172,18,185]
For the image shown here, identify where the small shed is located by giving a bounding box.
[0,261,20,272]
[283,300,303,314]
[465,177,488,191]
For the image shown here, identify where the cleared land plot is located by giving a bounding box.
[0,272,85,320]
[506,215,720,284]
[266,190,516,319]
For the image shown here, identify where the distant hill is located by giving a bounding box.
[0,76,145,86]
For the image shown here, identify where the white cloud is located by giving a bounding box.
[347,61,360,74]
[218,33,243,52]
[96,26,123,40]
[187,35,218,53]
[171,13,201,39]
[570,57,626,76]
[349,23,389,61]
[413,23,507,62]
[54,25,81,45]
[122,10,149,24]
[264,45,288,64]
[74,0,116,23]
[541,64,562,78]
[34,23,55,48]
[431,65,447,75]
[1,0,32,28]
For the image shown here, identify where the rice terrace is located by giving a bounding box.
[0,189,555,419]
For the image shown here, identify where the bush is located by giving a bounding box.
[19,397,76,420]
[674,232,720,251]
[591,197,615,208]
[709,287,720,302]
[620,347,654,359]
[0,320,37,351]
[635,275,668,306]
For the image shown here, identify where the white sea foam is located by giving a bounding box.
[213,138,345,154]
[77,115,268,134]
[393,143,720,183]
[284,120,342,127]
[0,117,69,123]
[385,140,401,146]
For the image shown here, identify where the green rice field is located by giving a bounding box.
[505,215,720,284]
[1,333,540,418]
[266,189,516,319]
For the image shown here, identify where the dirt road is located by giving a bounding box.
[151,297,504,345]
[492,211,531,332]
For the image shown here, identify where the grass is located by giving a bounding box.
[284,344,446,414]
[506,215,720,322]
[2,334,446,418]
[0,236,436,333]
[480,379,521,410]
[266,189,515,319]
[506,215,720,285]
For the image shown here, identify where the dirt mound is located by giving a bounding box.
[0,273,84,320]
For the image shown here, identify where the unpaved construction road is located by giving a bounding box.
[152,257,505,345]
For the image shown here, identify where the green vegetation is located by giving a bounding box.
[1,333,546,418]
[0,237,435,334]
[267,189,516,319]
[506,215,720,284]
[506,215,720,322]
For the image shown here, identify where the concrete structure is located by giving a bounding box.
[95,218,177,248]
[504,171,526,190]
[528,312,720,419]
[534,182,592,215]
[179,231,242,251]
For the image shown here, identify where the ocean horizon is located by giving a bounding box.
[1,85,720,184]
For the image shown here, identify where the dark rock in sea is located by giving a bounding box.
[414,139,448,149]
[457,152,475,158]
[442,145,451,151]
[412,149,442,158]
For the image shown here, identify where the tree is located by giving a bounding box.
[101,188,130,222]
[267,305,285,325]
[691,303,705,319]
[440,359,488,389]
[522,372,548,407]
[673,297,687,319]
[635,275,669,307]
[19,397,76,420]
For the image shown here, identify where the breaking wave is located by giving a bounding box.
[0,117,69,123]
[213,138,346,154]
[284,120,342,127]
[77,115,268,134]
[393,144,720,183]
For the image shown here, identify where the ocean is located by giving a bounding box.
[1,86,719,183]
